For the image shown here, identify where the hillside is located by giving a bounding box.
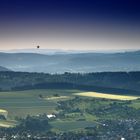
[0,66,11,72]
[0,51,140,73]
[0,71,140,95]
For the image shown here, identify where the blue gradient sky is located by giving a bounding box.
[0,0,140,51]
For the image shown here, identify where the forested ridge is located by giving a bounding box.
[0,71,140,94]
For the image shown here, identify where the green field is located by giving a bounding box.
[50,120,96,131]
[0,89,98,130]
[0,89,140,131]
[0,89,80,119]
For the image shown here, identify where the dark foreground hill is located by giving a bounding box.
[0,51,140,73]
[0,71,140,95]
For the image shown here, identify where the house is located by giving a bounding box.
[47,114,56,119]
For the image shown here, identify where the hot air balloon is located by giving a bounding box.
[37,45,40,49]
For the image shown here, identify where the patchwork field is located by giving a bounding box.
[0,89,139,120]
[74,92,140,100]
[0,89,140,130]
[0,89,98,129]
[0,89,79,119]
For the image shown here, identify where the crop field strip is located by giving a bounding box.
[74,92,140,100]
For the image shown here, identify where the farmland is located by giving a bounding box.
[0,89,80,119]
[0,89,140,133]
[0,88,140,139]
[0,89,140,120]
[1,89,138,120]
[74,92,140,100]
[0,89,98,130]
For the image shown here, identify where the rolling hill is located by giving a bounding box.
[0,51,140,73]
[0,66,11,72]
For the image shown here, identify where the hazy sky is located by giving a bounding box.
[0,0,140,51]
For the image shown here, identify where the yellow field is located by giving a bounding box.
[0,120,16,128]
[0,123,12,128]
[45,96,70,100]
[74,92,140,100]
[0,109,8,119]
[0,109,7,113]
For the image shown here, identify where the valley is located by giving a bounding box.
[0,71,140,139]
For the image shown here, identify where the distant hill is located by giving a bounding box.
[0,50,140,73]
[0,66,11,71]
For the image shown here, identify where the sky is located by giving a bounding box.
[0,0,140,51]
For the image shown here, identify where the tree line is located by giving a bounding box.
[0,71,140,94]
